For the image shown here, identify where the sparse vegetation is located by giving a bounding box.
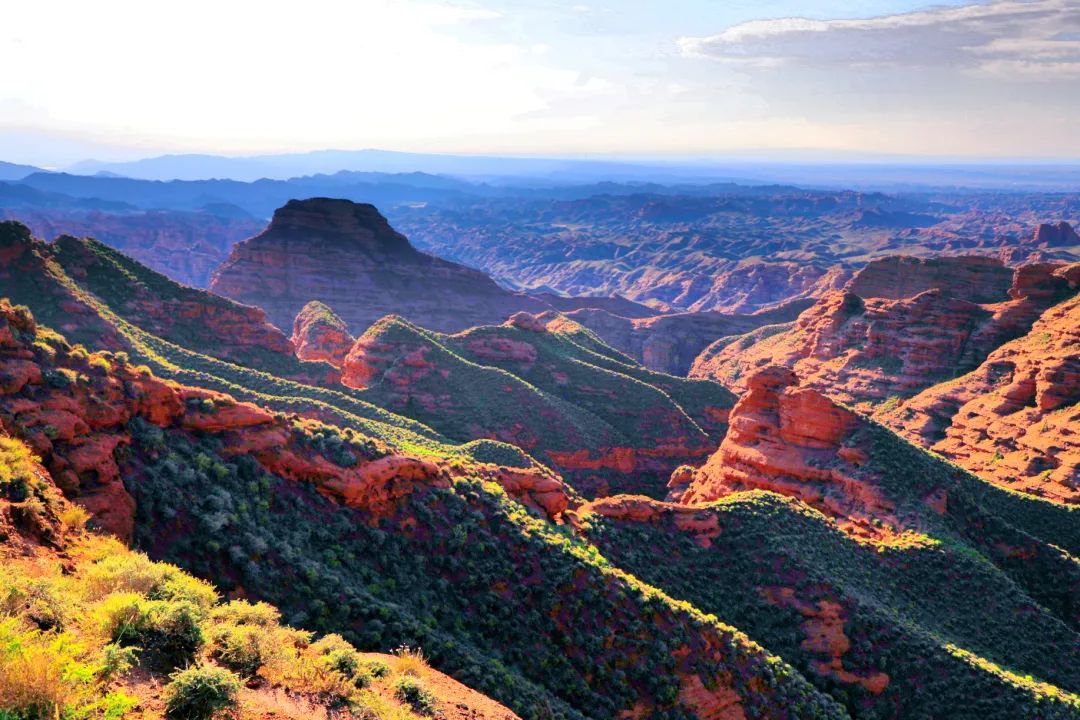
[163,665,240,720]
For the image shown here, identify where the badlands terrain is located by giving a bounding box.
[0,178,1078,720]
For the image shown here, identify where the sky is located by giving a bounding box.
[1,0,1078,166]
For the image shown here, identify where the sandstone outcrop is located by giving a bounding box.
[563,299,814,375]
[1033,221,1080,248]
[691,258,1080,411]
[0,221,125,349]
[572,495,722,548]
[759,586,890,695]
[291,300,354,367]
[846,255,1012,303]
[677,366,899,538]
[0,222,312,379]
[211,198,550,334]
[51,234,294,363]
[880,292,1080,503]
[336,313,730,498]
[0,301,571,540]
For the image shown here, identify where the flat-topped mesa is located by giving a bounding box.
[210,198,548,334]
[678,366,899,538]
[263,198,417,255]
[291,300,354,367]
[846,255,1012,303]
[1032,221,1080,248]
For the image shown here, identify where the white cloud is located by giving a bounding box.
[678,0,1080,79]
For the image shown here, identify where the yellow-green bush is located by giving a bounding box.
[162,665,240,720]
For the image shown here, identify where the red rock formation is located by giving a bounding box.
[677,674,747,720]
[1033,221,1080,248]
[504,311,547,333]
[0,221,126,349]
[573,495,722,547]
[340,319,433,390]
[0,301,572,540]
[210,198,551,334]
[291,301,354,367]
[51,234,294,362]
[880,291,1080,503]
[337,313,727,500]
[563,299,814,375]
[678,366,899,538]
[692,260,1080,411]
[759,587,889,695]
[846,255,1012,303]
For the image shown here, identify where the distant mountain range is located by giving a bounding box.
[0,159,43,181]
[68,148,749,184]
[48,149,1080,191]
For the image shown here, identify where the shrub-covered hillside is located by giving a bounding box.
[0,298,844,719]
[340,311,734,497]
[0,431,515,720]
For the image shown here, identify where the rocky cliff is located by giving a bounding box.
[211,198,549,334]
[291,300,354,367]
[336,310,732,498]
[0,299,570,541]
[691,257,1080,410]
[879,290,1080,503]
[673,366,899,539]
[0,299,851,720]
[846,255,1012,302]
[561,299,814,375]
[1033,221,1080,248]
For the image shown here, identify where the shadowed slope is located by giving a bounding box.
[0,300,844,720]
[338,310,734,497]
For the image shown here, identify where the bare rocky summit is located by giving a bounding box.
[211,198,549,334]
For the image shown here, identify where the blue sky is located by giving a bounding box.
[1,0,1077,165]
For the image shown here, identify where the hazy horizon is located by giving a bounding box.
[3,0,1079,167]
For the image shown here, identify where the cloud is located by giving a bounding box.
[678,0,1080,79]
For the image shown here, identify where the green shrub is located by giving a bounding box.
[163,665,240,720]
[98,594,204,667]
[365,659,390,678]
[322,648,360,677]
[82,553,217,610]
[393,675,437,715]
[96,643,137,681]
[209,599,279,627]
[207,623,264,677]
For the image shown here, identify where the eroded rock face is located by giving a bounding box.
[211,198,549,334]
[678,366,898,538]
[1033,221,1080,248]
[573,495,722,548]
[759,587,889,695]
[846,255,1012,303]
[0,221,126,349]
[691,259,1080,411]
[565,299,814,375]
[51,234,294,362]
[291,301,354,367]
[0,301,572,540]
[881,292,1080,503]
